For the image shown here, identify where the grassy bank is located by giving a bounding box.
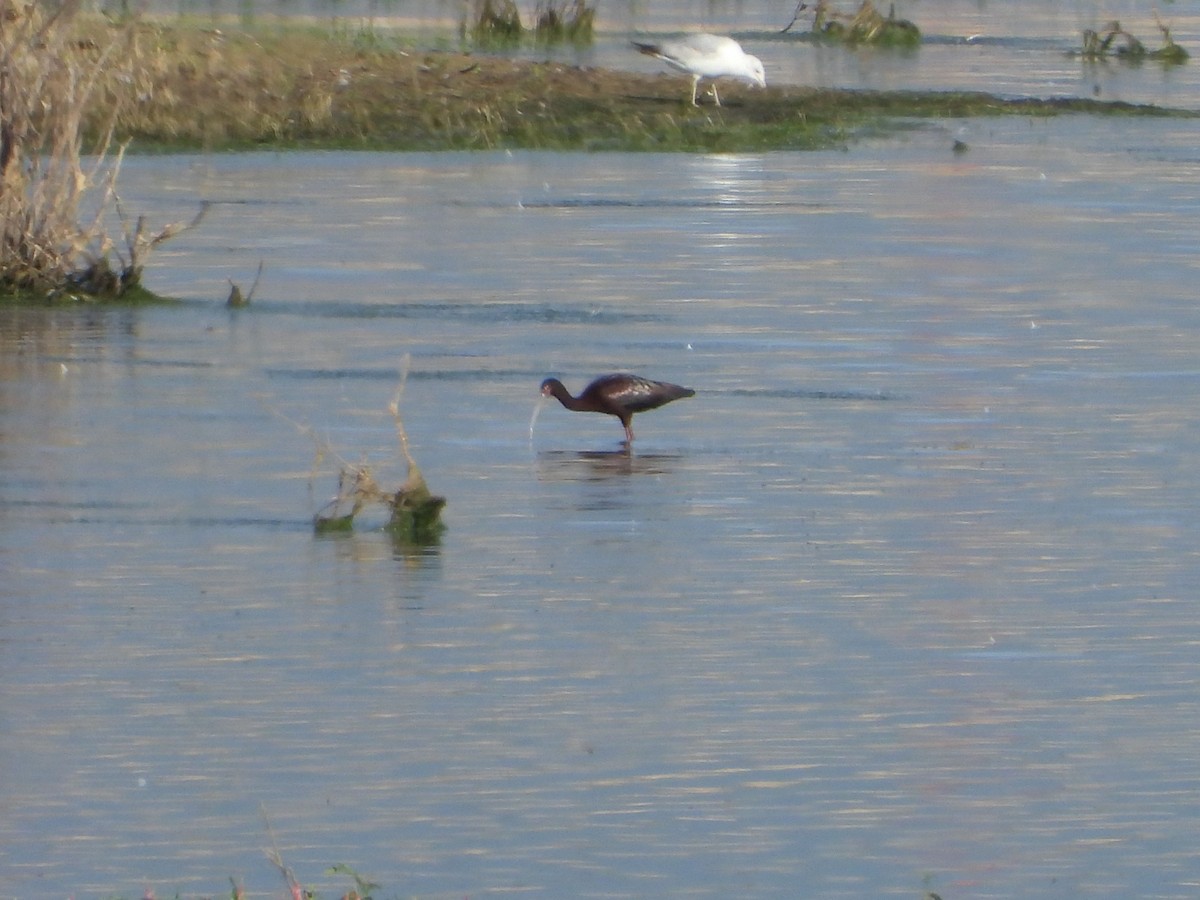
[90,20,1196,154]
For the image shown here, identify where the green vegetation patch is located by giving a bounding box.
[1078,17,1190,64]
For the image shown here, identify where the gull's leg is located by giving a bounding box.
[690,74,700,106]
[711,82,722,106]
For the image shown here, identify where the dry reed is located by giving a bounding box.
[462,0,595,47]
[534,0,595,44]
[0,0,201,299]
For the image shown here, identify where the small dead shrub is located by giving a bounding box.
[1080,15,1189,63]
[786,0,920,48]
[0,1,202,299]
[312,370,446,544]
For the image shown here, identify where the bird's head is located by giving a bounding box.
[746,55,766,89]
[540,377,563,398]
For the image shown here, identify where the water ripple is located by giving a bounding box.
[725,387,898,402]
[247,300,666,325]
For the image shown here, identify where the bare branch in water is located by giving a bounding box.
[780,0,810,33]
[308,356,446,541]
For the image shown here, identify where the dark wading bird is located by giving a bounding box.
[537,374,696,443]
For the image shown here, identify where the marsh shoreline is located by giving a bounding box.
[104,23,1197,154]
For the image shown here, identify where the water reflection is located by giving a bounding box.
[314,522,445,569]
[535,448,684,481]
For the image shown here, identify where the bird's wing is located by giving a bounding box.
[676,33,736,56]
[608,376,679,412]
[659,34,745,78]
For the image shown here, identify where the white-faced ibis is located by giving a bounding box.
[539,373,696,442]
[632,33,766,106]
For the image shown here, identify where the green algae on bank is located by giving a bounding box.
[0,283,176,306]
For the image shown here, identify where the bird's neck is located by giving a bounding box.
[557,392,593,412]
[550,384,600,413]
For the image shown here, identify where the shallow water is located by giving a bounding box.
[4,116,1200,897]
[600,0,1200,109]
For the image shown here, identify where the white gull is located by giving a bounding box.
[632,33,766,107]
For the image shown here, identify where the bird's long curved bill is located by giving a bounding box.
[529,395,547,441]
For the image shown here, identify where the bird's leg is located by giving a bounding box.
[690,74,701,106]
[711,83,722,106]
[623,421,635,442]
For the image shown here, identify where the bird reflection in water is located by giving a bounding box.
[535,448,682,482]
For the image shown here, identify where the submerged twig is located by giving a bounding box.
[384,356,446,541]
[227,259,264,307]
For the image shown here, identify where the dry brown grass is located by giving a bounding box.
[0,0,203,299]
[93,23,353,145]
[1,0,122,294]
